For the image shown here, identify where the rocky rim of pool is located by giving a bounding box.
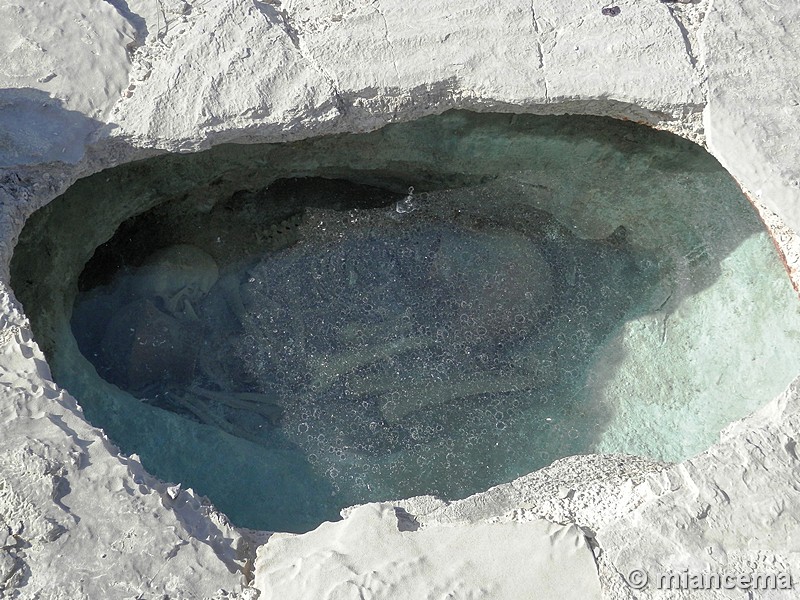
[1,1,799,599]
[11,111,799,540]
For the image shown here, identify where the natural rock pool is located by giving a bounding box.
[11,111,800,532]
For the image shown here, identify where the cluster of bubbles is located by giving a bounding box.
[225,185,658,504]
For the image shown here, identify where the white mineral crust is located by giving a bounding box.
[0,0,798,598]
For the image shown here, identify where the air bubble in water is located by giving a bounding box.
[395,186,417,214]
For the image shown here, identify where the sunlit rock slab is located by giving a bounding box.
[0,0,134,166]
[0,283,244,599]
[254,502,601,600]
[112,0,701,147]
[704,0,800,234]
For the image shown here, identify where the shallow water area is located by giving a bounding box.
[12,111,800,532]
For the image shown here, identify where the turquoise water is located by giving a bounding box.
[11,111,798,532]
[70,182,658,520]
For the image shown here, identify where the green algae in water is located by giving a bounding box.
[11,111,800,532]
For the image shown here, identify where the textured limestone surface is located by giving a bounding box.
[254,503,602,600]
[0,0,798,598]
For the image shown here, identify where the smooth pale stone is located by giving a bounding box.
[132,244,219,318]
[704,0,800,233]
[254,503,601,600]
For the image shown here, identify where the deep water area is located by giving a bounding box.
[12,111,800,532]
[71,179,657,516]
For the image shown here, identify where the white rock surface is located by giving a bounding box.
[254,503,602,600]
[0,0,799,598]
[704,0,800,244]
[0,291,247,598]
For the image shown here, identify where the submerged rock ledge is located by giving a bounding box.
[0,1,798,598]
